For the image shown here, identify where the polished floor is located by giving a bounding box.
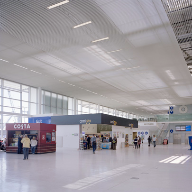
[0,144,192,192]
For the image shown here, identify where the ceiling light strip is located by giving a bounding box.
[30,70,42,74]
[92,37,109,43]
[47,0,69,9]
[107,49,122,53]
[14,64,27,69]
[74,21,92,28]
[0,59,9,62]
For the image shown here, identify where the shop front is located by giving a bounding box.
[6,123,56,154]
[50,113,138,150]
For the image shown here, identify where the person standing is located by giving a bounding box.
[30,137,37,154]
[134,136,138,149]
[87,135,90,149]
[91,134,97,154]
[138,136,141,148]
[21,134,30,160]
[17,135,23,154]
[112,136,117,150]
[148,136,152,147]
[153,135,157,147]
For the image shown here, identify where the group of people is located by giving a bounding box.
[134,135,157,148]
[18,134,38,160]
[85,135,118,154]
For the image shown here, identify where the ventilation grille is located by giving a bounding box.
[161,0,192,74]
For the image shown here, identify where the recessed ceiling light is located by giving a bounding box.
[107,49,122,53]
[174,82,179,84]
[47,0,69,9]
[92,37,109,43]
[14,64,27,69]
[30,70,42,74]
[74,21,92,28]
[0,59,9,62]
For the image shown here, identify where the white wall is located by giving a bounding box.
[112,126,132,149]
[56,125,80,149]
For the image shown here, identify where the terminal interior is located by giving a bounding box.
[1,0,192,192]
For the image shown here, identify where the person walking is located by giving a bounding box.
[148,136,152,147]
[134,136,138,149]
[138,136,141,148]
[153,135,157,147]
[30,137,37,154]
[91,134,97,154]
[21,134,30,160]
[112,136,117,150]
[17,135,23,154]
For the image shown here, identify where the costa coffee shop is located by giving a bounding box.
[6,123,56,153]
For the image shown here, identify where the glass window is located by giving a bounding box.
[57,108,62,114]
[45,105,51,114]
[68,110,73,115]
[108,108,113,115]
[3,98,20,108]
[30,87,37,103]
[103,107,108,114]
[45,91,51,106]
[63,96,68,110]
[22,85,29,101]
[22,101,29,114]
[51,93,57,107]
[46,133,51,142]
[51,107,57,114]
[63,109,68,115]
[22,117,28,123]
[68,97,73,110]
[90,103,97,114]
[4,89,20,100]
[4,80,20,90]
[30,103,37,115]
[57,95,62,108]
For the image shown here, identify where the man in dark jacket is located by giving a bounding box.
[17,135,23,154]
[87,135,90,149]
[148,136,152,147]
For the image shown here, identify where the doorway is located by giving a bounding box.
[173,133,181,144]
[133,132,137,140]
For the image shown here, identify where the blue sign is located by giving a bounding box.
[170,106,174,110]
[138,132,140,135]
[28,116,51,124]
[170,129,173,133]
[145,132,148,135]
[141,131,144,135]
[170,111,174,114]
[186,125,191,132]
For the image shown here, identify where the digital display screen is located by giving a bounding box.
[175,125,191,131]
[186,125,191,131]
[175,126,181,131]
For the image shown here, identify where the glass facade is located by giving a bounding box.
[77,99,133,119]
[41,90,74,115]
[0,79,38,130]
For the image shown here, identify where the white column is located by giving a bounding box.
[37,87,42,115]
[73,98,77,115]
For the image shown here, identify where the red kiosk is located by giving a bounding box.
[6,123,56,154]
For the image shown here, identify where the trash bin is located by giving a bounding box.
[188,136,192,150]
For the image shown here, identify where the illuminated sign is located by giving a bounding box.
[14,124,30,129]
[80,119,91,124]
[110,120,117,125]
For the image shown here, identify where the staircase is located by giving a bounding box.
[156,123,169,145]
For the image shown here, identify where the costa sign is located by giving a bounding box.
[14,124,31,129]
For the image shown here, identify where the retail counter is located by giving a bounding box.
[101,142,111,149]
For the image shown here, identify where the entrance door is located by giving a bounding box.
[133,132,137,140]
[173,133,181,144]
[185,133,192,145]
